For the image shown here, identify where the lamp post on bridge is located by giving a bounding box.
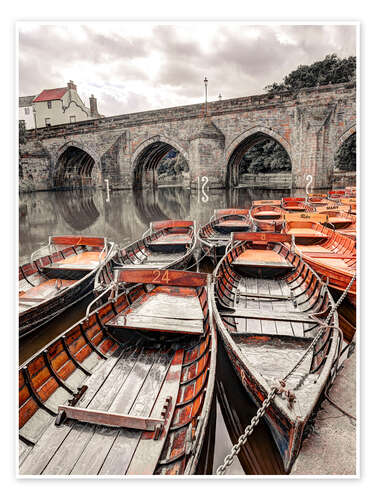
[204,77,208,117]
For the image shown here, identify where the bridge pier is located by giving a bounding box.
[189,117,226,190]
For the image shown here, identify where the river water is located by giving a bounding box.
[18,185,352,475]
[19,186,306,264]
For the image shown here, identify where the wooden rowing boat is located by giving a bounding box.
[210,232,340,473]
[19,269,217,476]
[198,209,252,263]
[114,219,196,271]
[307,193,329,208]
[317,210,356,230]
[338,197,357,215]
[19,236,115,338]
[281,198,314,213]
[250,204,285,232]
[282,221,356,305]
[328,190,346,200]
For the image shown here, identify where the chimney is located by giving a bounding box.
[67,80,77,91]
[89,94,99,117]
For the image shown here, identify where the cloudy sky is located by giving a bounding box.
[18,23,356,117]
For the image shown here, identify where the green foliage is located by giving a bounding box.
[239,139,291,174]
[265,54,356,93]
[335,133,356,171]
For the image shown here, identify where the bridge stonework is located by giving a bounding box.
[19,82,356,192]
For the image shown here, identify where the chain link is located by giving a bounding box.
[216,272,356,475]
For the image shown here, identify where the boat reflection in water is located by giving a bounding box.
[215,341,285,475]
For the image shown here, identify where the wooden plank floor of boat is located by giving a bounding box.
[233,276,311,338]
[107,287,204,335]
[19,344,179,475]
[228,275,320,414]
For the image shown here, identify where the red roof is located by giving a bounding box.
[33,88,67,102]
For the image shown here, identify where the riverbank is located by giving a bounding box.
[291,347,357,476]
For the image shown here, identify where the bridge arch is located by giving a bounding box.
[225,126,292,187]
[334,124,356,173]
[131,135,189,190]
[52,141,101,190]
[337,124,356,151]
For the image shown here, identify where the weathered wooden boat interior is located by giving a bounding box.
[210,209,251,234]
[251,204,285,232]
[19,269,216,475]
[115,220,196,270]
[251,205,283,221]
[19,236,113,337]
[19,237,108,311]
[198,210,252,263]
[212,232,339,471]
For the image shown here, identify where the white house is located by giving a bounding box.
[19,95,36,130]
[31,80,103,128]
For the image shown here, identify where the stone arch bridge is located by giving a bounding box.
[19,82,356,191]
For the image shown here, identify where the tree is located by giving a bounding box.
[239,139,291,175]
[264,54,356,94]
[334,134,356,171]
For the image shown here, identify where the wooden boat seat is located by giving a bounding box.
[56,405,163,431]
[19,279,76,312]
[107,286,204,335]
[220,307,319,324]
[147,233,192,251]
[232,249,294,269]
[254,211,282,219]
[42,251,105,272]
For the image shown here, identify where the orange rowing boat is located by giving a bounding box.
[282,220,356,305]
[250,204,285,232]
[281,197,314,213]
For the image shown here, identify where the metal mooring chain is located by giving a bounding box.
[216,273,356,475]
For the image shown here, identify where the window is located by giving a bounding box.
[47,101,52,109]
[45,118,51,127]
[70,116,76,123]
[24,107,30,115]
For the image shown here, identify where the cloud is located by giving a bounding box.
[18,23,356,117]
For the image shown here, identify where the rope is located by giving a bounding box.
[184,247,212,270]
[324,393,356,421]
[216,273,356,475]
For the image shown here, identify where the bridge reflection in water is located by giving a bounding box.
[20,186,301,263]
